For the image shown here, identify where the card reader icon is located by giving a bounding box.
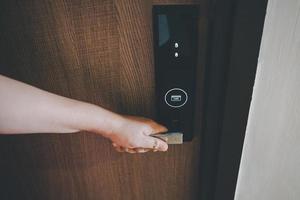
[171,95,182,102]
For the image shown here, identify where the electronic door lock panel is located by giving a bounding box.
[153,5,199,141]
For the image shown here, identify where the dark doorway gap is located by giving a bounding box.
[199,0,268,200]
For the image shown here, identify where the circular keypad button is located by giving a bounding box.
[164,88,188,108]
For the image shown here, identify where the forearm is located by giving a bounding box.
[0,75,124,135]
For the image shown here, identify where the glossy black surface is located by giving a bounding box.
[153,5,199,141]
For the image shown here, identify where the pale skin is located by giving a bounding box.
[0,75,168,153]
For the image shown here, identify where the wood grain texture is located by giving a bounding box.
[0,0,208,199]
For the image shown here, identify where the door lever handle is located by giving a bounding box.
[152,132,183,144]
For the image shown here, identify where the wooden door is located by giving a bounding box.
[0,0,208,199]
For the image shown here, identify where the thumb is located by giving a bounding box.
[147,122,168,136]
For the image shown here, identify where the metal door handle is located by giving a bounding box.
[152,132,183,144]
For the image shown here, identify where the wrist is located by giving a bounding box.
[80,103,126,137]
[99,111,125,137]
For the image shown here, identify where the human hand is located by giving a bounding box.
[108,116,168,153]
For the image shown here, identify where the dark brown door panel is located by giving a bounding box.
[0,1,208,199]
